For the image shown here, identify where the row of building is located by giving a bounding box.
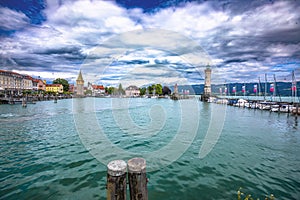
[0,69,141,97]
[0,70,65,95]
[74,70,141,97]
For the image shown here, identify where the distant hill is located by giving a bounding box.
[170,82,300,97]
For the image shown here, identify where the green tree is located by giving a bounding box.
[139,87,146,95]
[155,84,163,95]
[118,83,125,95]
[53,78,69,92]
[85,89,92,96]
[147,85,153,94]
[107,87,115,95]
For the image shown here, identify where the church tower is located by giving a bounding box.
[76,70,84,96]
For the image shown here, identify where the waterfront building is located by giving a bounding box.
[76,70,84,96]
[69,84,75,93]
[125,85,140,97]
[32,79,46,92]
[46,84,63,93]
[32,79,39,91]
[22,75,33,90]
[37,79,46,91]
[0,70,34,95]
[91,85,105,96]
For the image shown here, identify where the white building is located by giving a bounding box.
[0,70,34,95]
[125,85,140,97]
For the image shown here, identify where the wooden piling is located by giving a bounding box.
[127,157,148,200]
[22,98,27,107]
[107,160,127,200]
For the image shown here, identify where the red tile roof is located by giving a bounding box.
[92,85,105,90]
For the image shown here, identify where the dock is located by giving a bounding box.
[205,96,300,115]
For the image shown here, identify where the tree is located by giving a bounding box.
[85,89,92,96]
[53,78,69,92]
[162,86,171,95]
[147,85,153,94]
[107,87,115,95]
[155,84,163,95]
[118,83,125,95]
[139,87,146,95]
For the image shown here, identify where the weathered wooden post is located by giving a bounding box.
[127,157,148,200]
[22,97,27,107]
[107,160,127,200]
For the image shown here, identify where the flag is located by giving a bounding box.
[232,86,236,93]
[270,83,274,92]
[242,85,245,93]
[253,85,257,93]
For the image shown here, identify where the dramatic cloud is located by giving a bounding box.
[0,7,30,31]
[0,0,299,86]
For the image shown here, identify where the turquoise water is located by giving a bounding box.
[0,98,300,199]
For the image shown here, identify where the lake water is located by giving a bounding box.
[0,98,299,199]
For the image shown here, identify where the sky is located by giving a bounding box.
[0,0,300,87]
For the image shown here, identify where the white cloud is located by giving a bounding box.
[141,2,229,38]
[0,7,29,31]
[228,1,300,37]
[1,0,300,85]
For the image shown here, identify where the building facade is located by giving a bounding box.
[45,84,63,93]
[91,85,105,96]
[0,70,38,95]
[125,85,140,97]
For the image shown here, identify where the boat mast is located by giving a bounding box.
[258,76,262,99]
[227,83,230,96]
[264,74,267,101]
[292,71,295,102]
[292,70,299,103]
[243,82,246,98]
[273,74,281,102]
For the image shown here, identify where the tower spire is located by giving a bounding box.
[76,70,84,96]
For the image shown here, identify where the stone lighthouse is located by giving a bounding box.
[76,70,84,97]
[202,66,212,102]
